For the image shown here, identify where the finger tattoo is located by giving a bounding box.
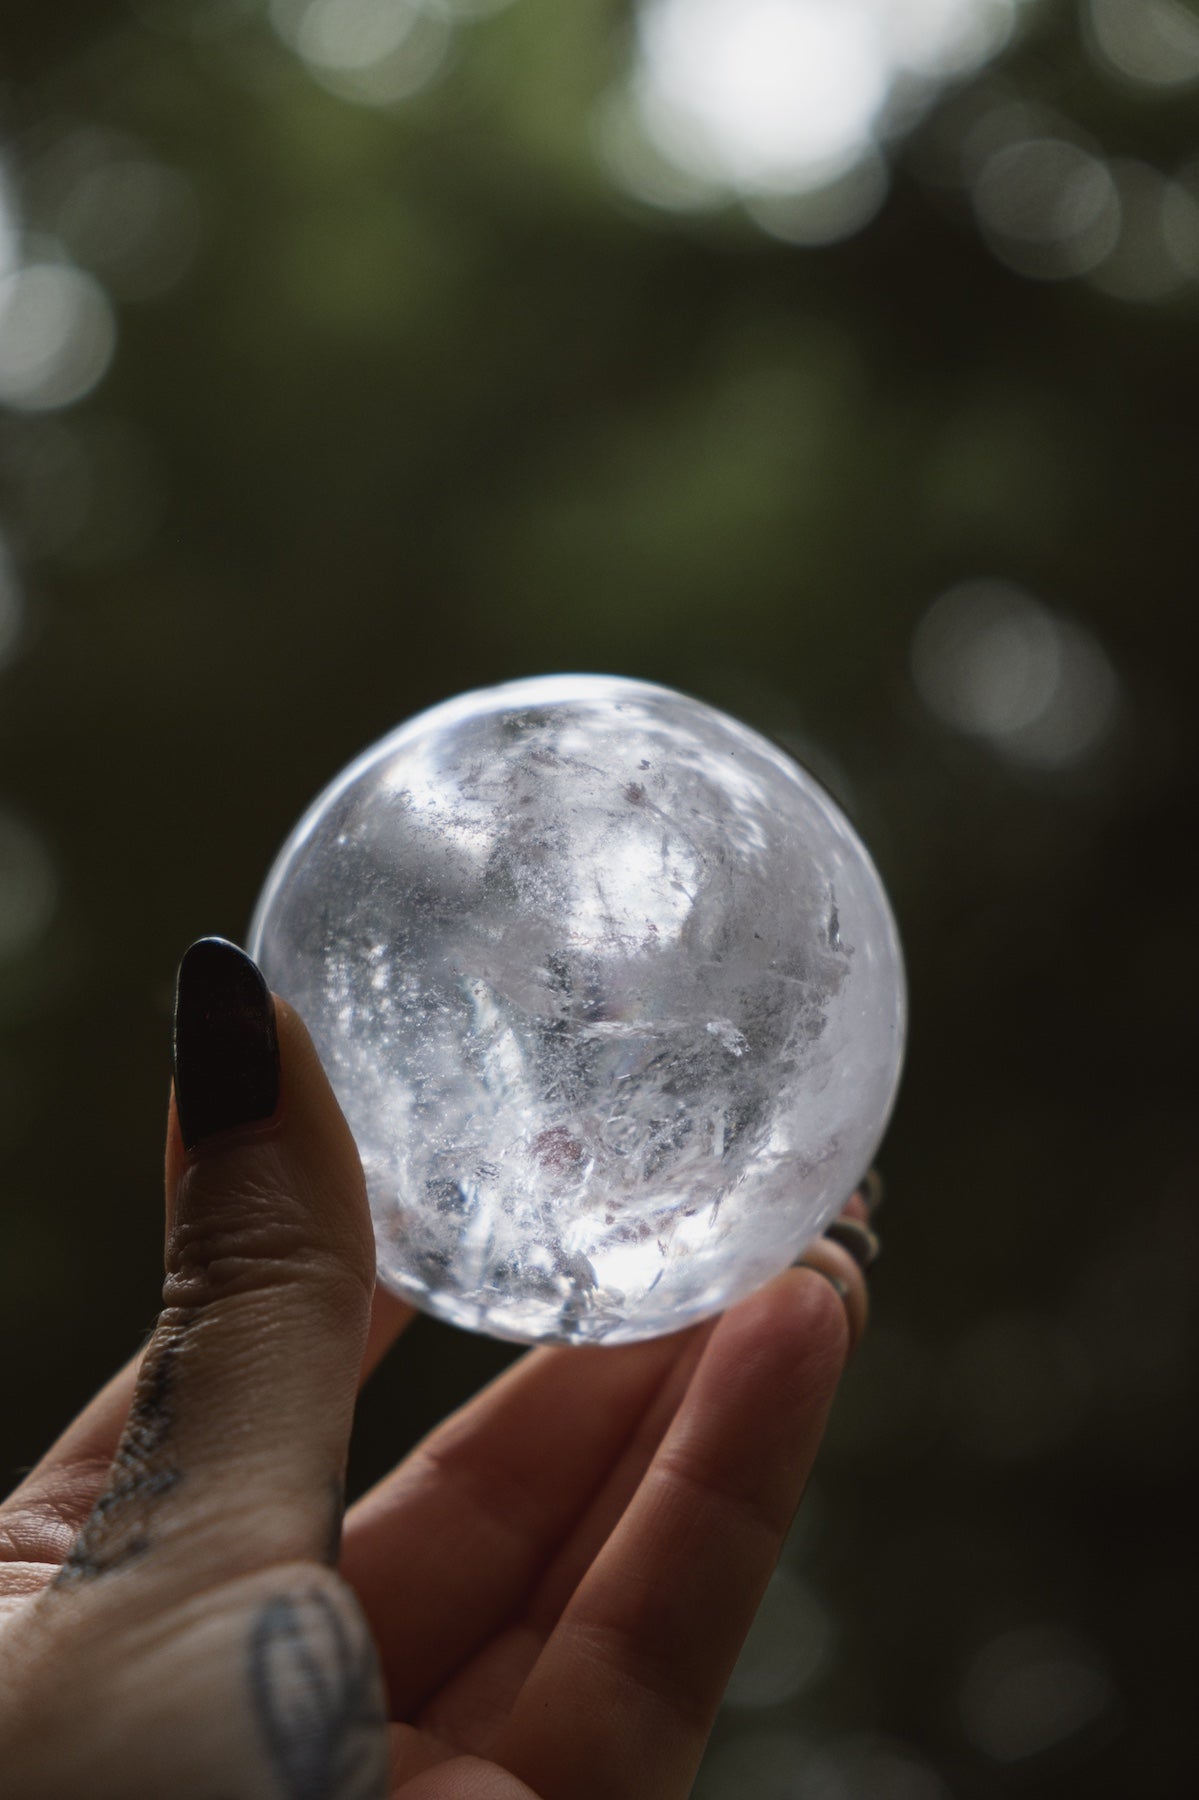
[249,1586,389,1800]
[54,1315,190,1585]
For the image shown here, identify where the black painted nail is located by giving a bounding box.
[172,938,280,1152]
[824,1217,880,1270]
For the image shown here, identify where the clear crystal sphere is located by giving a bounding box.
[249,675,905,1344]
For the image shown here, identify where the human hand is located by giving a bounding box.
[0,939,876,1799]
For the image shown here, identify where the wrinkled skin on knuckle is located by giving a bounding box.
[164,1164,374,1317]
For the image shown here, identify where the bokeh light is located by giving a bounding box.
[959,1625,1116,1762]
[696,1727,953,1800]
[1164,160,1199,278]
[0,419,92,559]
[972,134,1120,278]
[22,125,203,306]
[1083,0,1199,91]
[0,263,117,414]
[269,0,455,106]
[829,1734,952,1800]
[747,151,891,246]
[924,91,1199,299]
[723,1568,834,1708]
[1090,158,1199,301]
[0,161,18,281]
[635,0,892,190]
[55,157,202,302]
[693,1727,832,1800]
[607,0,1034,241]
[911,580,1120,767]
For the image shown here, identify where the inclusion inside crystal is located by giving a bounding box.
[250,675,905,1344]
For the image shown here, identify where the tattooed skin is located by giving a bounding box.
[250,1587,389,1800]
[54,1317,189,1585]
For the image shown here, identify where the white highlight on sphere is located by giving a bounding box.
[251,676,905,1344]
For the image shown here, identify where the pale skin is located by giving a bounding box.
[0,1000,872,1799]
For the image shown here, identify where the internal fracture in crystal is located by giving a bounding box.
[250,675,905,1344]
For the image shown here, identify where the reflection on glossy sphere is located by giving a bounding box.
[250,676,905,1344]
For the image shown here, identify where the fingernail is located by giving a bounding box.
[172,938,280,1152]
[794,1258,850,1300]
[823,1217,880,1270]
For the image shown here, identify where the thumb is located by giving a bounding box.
[57,938,376,1597]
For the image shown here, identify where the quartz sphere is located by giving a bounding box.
[249,675,905,1345]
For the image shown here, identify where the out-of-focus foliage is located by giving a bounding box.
[1,3,1196,1795]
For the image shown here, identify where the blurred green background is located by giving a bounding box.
[1,1,1196,1794]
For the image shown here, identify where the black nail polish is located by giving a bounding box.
[824,1217,880,1270]
[172,938,280,1151]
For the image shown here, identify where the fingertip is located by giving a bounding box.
[359,1282,418,1382]
[791,1239,869,1359]
[172,938,280,1155]
[269,995,364,1180]
[770,1259,854,1382]
[164,1086,185,1197]
[162,963,375,1316]
[696,1261,851,1423]
[270,993,317,1074]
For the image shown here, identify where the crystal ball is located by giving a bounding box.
[249,675,905,1345]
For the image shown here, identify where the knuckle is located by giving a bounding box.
[164,1169,373,1316]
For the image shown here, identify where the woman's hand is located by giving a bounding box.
[0,939,875,1800]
